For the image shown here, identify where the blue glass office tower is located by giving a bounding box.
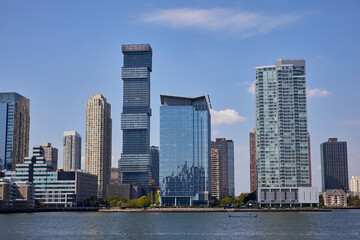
[160,95,211,206]
[0,92,30,171]
[119,44,152,195]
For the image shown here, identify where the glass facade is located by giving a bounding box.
[160,95,211,206]
[119,44,152,195]
[0,92,30,171]
[255,60,310,188]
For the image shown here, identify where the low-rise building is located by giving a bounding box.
[106,184,141,200]
[323,189,347,207]
[0,178,35,209]
[6,146,97,207]
[257,187,319,207]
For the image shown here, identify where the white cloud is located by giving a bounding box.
[142,8,303,38]
[247,81,255,94]
[339,121,360,126]
[210,109,246,125]
[307,88,331,98]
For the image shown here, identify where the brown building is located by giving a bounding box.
[111,168,118,184]
[42,143,58,170]
[0,178,35,209]
[249,128,257,192]
[323,189,347,207]
[211,148,220,200]
[0,92,30,171]
[211,138,234,199]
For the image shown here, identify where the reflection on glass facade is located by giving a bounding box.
[0,92,30,171]
[119,44,152,195]
[160,95,211,206]
[255,59,310,188]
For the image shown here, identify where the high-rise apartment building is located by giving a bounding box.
[255,60,317,207]
[150,146,159,187]
[321,138,348,192]
[42,143,58,170]
[85,94,112,198]
[211,148,220,200]
[211,138,234,199]
[119,44,152,195]
[350,176,360,194]
[160,95,211,206]
[249,128,257,192]
[63,131,81,171]
[0,92,30,171]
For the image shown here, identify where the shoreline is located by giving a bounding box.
[2,206,360,214]
[99,207,332,213]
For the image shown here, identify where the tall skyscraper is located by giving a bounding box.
[160,95,211,206]
[255,59,310,188]
[0,92,30,171]
[211,148,220,200]
[150,146,159,187]
[211,138,235,199]
[42,143,58,170]
[119,44,152,195]
[85,94,112,198]
[249,128,257,192]
[255,60,317,207]
[321,138,349,192]
[63,131,81,171]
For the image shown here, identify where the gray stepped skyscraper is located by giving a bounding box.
[63,131,81,171]
[119,44,152,195]
[255,60,318,207]
[0,92,30,171]
[321,138,349,192]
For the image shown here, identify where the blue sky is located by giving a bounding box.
[1,0,359,194]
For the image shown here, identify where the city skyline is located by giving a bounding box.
[1,1,359,194]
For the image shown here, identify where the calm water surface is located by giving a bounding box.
[0,210,359,240]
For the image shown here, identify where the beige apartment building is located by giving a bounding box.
[85,94,112,199]
[350,176,360,193]
[42,143,58,170]
[211,148,220,200]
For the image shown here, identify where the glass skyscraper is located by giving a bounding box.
[0,92,30,171]
[119,44,152,195]
[160,95,211,206]
[255,60,310,188]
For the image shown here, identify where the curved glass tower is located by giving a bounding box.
[160,95,211,206]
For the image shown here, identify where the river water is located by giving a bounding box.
[0,209,359,239]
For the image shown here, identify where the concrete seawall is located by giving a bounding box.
[100,207,332,213]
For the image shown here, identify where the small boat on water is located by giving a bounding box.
[228,214,257,218]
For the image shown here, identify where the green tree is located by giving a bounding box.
[137,196,151,208]
[220,197,234,207]
[107,196,119,207]
[126,199,138,208]
[319,194,324,207]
